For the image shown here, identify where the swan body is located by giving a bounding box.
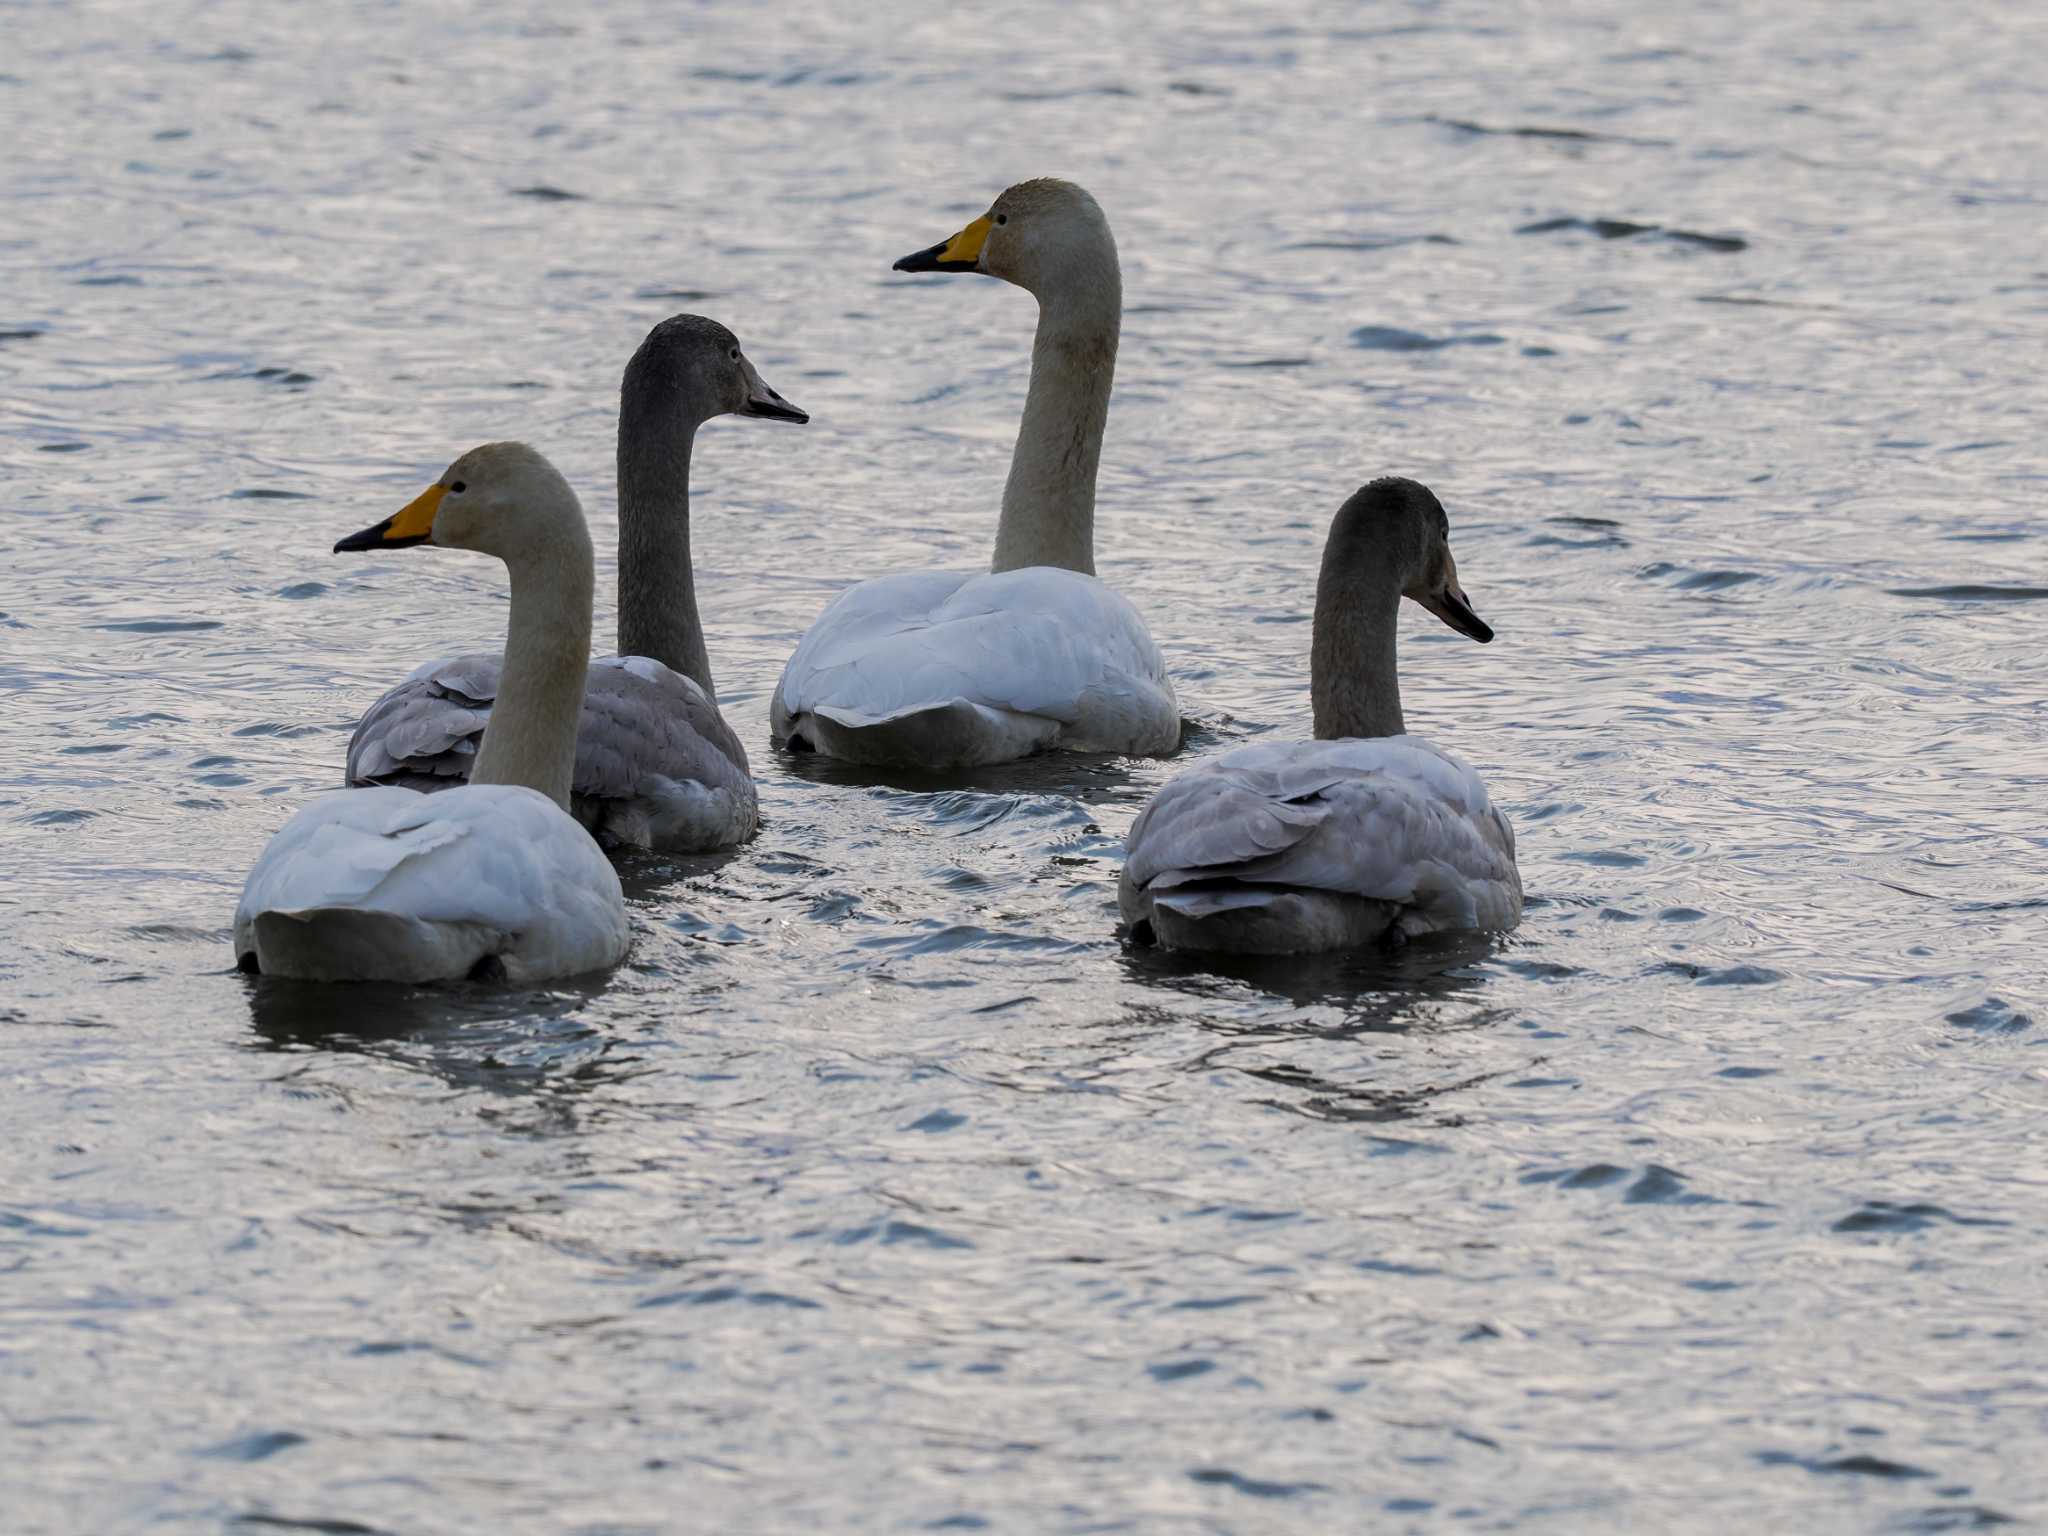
[1119,736,1518,953]
[234,785,628,983]
[238,443,631,983]
[773,178,1179,767]
[771,567,1179,768]
[348,653,756,851]
[347,316,803,850]
[1120,477,1522,954]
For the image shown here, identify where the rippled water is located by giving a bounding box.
[5,1,2047,1530]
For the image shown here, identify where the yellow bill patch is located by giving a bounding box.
[387,483,446,542]
[937,214,993,266]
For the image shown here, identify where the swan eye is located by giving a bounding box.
[994,213,1008,226]
[729,347,740,361]
[450,481,466,494]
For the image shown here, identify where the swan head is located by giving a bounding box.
[333,442,585,562]
[622,313,808,432]
[1341,477,1493,644]
[893,178,1116,296]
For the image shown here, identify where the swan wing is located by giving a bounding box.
[773,568,1179,757]
[1124,736,1520,932]
[234,785,630,981]
[346,654,756,850]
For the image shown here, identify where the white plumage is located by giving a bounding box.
[235,785,629,983]
[771,568,1180,767]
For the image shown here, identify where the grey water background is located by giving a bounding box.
[4,0,2046,1530]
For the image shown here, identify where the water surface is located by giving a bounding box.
[4,1,2046,1530]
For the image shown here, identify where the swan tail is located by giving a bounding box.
[1123,879,1401,956]
[239,907,507,984]
[786,700,1060,769]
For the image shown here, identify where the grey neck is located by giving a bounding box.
[616,414,715,698]
[471,534,594,811]
[1311,521,1405,741]
[991,274,1120,576]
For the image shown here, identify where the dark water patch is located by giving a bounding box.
[1756,1449,1931,1479]
[1886,584,2048,602]
[510,184,582,201]
[60,742,125,755]
[1834,1202,2009,1235]
[1170,1294,1262,1312]
[1624,1165,1712,1205]
[38,441,90,453]
[1351,325,1505,352]
[1717,1065,1778,1079]
[998,84,1136,102]
[1518,216,1747,251]
[637,1286,821,1310]
[1944,998,2033,1033]
[201,1431,307,1461]
[1889,1507,2016,1531]
[234,1517,386,1535]
[229,488,312,500]
[277,581,328,599]
[0,327,43,341]
[1660,907,1707,922]
[26,808,97,826]
[904,1109,967,1134]
[1188,1466,1328,1499]
[1636,561,1766,591]
[88,618,223,633]
[831,1219,972,1251]
[232,721,325,739]
[1649,961,1785,987]
[1149,1358,1216,1383]
[1560,849,1645,867]
[635,287,717,302]
[924,1518,989,1532]
[1167,80,1232,96]
[1286,233,1458,252]
[78,274,144,286]
[1220,356,1314,369]
[1525,1162,1628,1189]
[250,367,315,386]
[1427,114,1669,147]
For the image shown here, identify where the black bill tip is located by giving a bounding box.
[893,241,978,274]
[1437,589,1494,644]
[742,394,809,425]
[334,517,425,554]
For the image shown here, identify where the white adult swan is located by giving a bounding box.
[236,444,631,983]
[346,316,807,850]
[1120,478,1521,954]
[771,178,1179,768]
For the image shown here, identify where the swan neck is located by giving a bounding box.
[617,416,715,698]
[472,531,594,811]
[1311,546,1405,741]
[992,272,1120,576]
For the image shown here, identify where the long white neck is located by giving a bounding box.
[1311,523,1405,741]
[471,527,594,810]
[616,405,715,697]
[991,264,1120,576]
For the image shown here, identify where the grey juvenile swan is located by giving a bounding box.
[346,316,807,850]
[1120,478,1521,955]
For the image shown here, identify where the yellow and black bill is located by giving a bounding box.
[333,483,445,553]
[893,213,992,274]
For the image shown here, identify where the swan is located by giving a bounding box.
[771,178,1179,769]
[345,315,807,850]
[237,443,631,983]
[1119,477,1521,954]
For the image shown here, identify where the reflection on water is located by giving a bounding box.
[4,0,2047,1530]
